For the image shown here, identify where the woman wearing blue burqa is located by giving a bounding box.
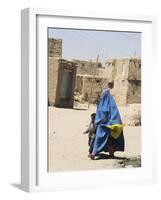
[89,85,125,160]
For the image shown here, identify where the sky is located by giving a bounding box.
[48,28,141,65]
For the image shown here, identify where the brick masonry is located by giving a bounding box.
[48,37,141,107]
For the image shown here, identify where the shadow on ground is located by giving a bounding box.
[95,153,127,160]
[119,156,141,168]
[94,153,141,168]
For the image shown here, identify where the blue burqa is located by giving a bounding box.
[92,89,125,155]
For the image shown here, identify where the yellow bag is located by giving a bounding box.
[107,124,124,139]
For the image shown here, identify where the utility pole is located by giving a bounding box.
[88,54,99,108]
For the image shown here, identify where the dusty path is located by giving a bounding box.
[48,106,141,172]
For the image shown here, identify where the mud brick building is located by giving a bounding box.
[48,38,77,108]
[104,57,141,105]
[75,75,108,104]
[48,37,141,107]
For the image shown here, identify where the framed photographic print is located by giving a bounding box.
[21,8,157,192]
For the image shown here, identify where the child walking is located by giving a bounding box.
[83,113,96,157]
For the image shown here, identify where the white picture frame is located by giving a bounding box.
[21,8,157,192]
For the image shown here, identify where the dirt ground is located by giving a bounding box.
[48,105,141,172]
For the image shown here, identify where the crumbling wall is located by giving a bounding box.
[48,38,62,106]
[111,80,129,106]
[104,57,141,105]
[73,60,101,76]
[48,38,62,58]
[48,58,77,107]
[48,37,141,106]
[48,58,59,106]
[105,58,130,80]
[127,58,141,104]
[127,80,141,104]
[75,75,108,103]
[104,58,130,105]
[128,58,141,81]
